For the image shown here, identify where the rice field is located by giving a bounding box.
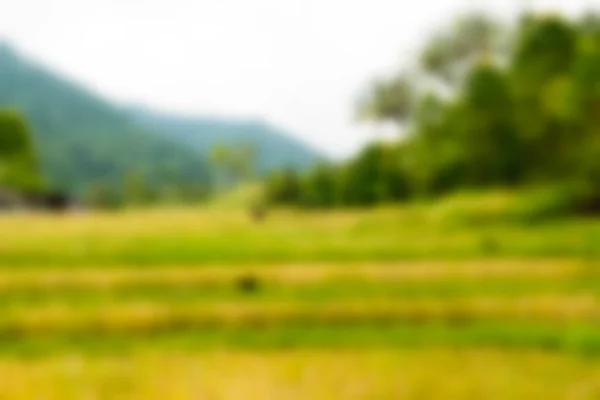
[1,349,600,400]
[0,200,599,398]
[2,350,600,400]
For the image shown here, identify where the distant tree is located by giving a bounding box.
[0,110,42,191]
[231,143,257,183]
[339,143,410,206]
[300,163,339,208]
[357,75,416,125]
[210,143,257,192]
[420,12,507,86]
[265,169,302,205]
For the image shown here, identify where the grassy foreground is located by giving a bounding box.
[0,192,599,397]
[1,350,600,399]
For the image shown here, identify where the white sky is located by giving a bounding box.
[0,0,596,158]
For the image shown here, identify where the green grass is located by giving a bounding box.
[0,274,594,307]
[0,191,598,267]
[1,321,600,357]
[0,191,599,398]
[0,191,597,357]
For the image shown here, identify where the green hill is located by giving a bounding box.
[0,44,322,203]
[0,44,212,202]
[127,107,323,173]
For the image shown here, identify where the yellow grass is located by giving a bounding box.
[0,208,347,239]
[3,294,598,335]
[0,349,598,399]
[0,259,583,291]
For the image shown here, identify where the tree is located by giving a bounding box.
[0,110,42,191]
[265,169,302,205]
[357,75,416,124]
[301,163,339,208]
[210,143,257,192]
[421,12,506,86]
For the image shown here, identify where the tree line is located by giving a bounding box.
[265,12,600,213]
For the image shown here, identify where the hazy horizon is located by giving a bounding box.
[1,0,596,158]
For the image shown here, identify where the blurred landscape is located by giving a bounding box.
[0,44,321,207]
[1,3,600,399]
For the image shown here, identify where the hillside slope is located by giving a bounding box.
[0,44,214,200]
[127,107,323,173]
[0,44,322,201]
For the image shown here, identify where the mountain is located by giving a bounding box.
[0,44,212,201]
[127,107,322,174]
[0,44,322,202]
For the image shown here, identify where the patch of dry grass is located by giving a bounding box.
[0,294,597,337]
[0,349,599,399]
[0,206,597,265]
[0,259,584,291]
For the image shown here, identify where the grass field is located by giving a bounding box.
[2,350,600,399]
[1,195,599,266]
[0,193,599,398]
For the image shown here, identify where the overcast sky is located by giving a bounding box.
[0,0,596,157]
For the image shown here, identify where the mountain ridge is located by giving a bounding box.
[0,43,321,202]
[126,105,323,173]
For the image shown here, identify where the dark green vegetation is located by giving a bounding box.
[267,13,600,213]
[0,44,320,205]
[0,110,41,191]
[5,322,600,357]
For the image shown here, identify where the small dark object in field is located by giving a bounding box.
[480,236,499,254]
[236,274,261,294]
[42,192,72,212]
[249,202,268,223]
[0,189,77,213]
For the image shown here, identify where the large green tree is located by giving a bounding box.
[0,110,42,191]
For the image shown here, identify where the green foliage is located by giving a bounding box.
[340,144,410,206]
[300,163,339,208]
[265,169,302,205]
[420,12,505,85]
[266,143,410,208]
[0,110,42,191]
[266,12,600,216]
[357,76,415,123]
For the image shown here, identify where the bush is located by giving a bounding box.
[508,182,600,223]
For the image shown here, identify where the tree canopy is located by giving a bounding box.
[266,12,600,213]
[0,110,42,191]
